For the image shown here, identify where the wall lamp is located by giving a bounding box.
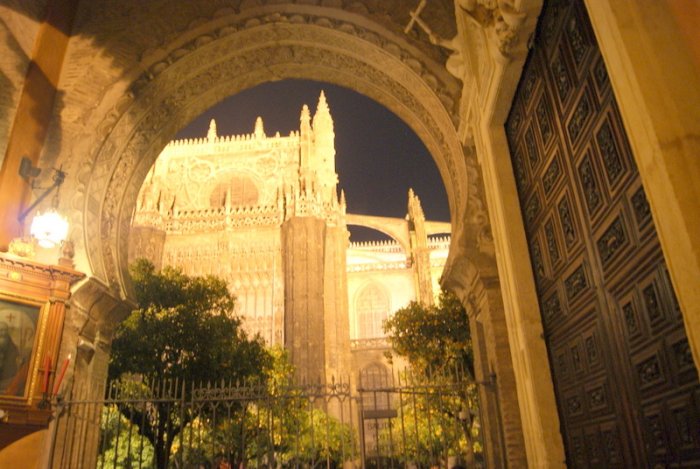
[18,157,69,249]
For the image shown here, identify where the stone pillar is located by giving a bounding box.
[444,255,527,469]
[323,224,351,382]
[46,276,133,469]
[281,217,327,383]
[468,314,503,469]
[0,0,79,249]
[478,276,527,468]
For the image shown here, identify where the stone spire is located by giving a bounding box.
[407,188,425,222]
[340,189,347,214]
[300,104,311,132]
[312,91,333,134]
[207,119,217,141]
[407,188,432,305]
[311,91,336,199]
[254,116,265,138]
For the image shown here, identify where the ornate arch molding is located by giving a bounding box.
[70,9,470,299]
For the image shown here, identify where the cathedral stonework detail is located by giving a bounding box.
[129,92,450,382]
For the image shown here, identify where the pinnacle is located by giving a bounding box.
[316,90,330,115]
[300,104,311,124]
[254,116,265,137]
[313,90,333,130]
[207,118,218,141]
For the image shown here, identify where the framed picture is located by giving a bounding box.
[0,298,41,398]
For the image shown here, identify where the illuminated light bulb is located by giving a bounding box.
[30,210,69,248]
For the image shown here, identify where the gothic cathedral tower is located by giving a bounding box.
[129,92,449,388]
[281,92,350,383]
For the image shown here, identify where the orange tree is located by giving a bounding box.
[383,290,480,467]
[108,259,271,469]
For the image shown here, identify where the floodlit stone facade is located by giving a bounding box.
[0,1,698,467]
[129,93,451,383]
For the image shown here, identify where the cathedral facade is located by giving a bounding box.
[129,92,450,383]
[1,0,698,466]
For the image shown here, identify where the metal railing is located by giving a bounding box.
[48,371,481,469]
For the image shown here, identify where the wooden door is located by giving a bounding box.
[505,0,700,466]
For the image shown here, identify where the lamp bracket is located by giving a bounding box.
[17,158,66,223]
[19,156,41,181]
[19,157,65,192]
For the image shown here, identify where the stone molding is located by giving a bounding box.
[47,6,469,297]
[350,337,390,351]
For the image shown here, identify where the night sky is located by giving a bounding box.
[175,79,449,241]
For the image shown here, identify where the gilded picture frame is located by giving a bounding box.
[0,297,43,399]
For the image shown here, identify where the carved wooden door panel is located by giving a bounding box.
[505,0,700,466]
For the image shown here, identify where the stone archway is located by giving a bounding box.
[54,6,502,463]
[1,1,697,468]
[0,1,531,467]
[56,7,467,300]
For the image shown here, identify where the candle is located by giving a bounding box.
[52,353,71,396]
[42,354,51,394]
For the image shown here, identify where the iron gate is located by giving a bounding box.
[47,372,480,469]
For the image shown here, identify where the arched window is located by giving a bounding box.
[359,363,391,410]
[355,283,389,339]
[359,363,390,390]
[210,175,259,208]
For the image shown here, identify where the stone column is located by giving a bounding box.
[281,217,327,383]
[468,314,503,469]
[0,0,79,249]
[46,276,133,469]
[323,224,351,383]
[444,254,527,469]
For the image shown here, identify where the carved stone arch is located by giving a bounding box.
[61,7,471,299]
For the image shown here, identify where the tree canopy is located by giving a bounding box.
[382,290,480,467]
[107,259,272,468]
[383,289,473,377]
[109,258,271,384]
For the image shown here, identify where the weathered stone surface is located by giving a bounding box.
[130,102,449,382]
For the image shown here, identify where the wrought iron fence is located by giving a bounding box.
[48,370,481,469]
[357,367,483,469]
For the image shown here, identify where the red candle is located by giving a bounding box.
[52,354,71,396]
[42,354,51,394]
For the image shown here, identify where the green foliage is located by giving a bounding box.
[107,259,271,468]
[377,375,482,468]
[110,259,270,384]
[383,290,473,377]
[382,290,480,466]
[103,339,355,468]
[247,347,357,467]
[177,348,355,468]
[97,405,155,468]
